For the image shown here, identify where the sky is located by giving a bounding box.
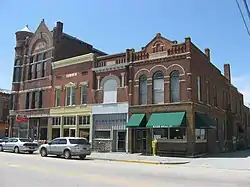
[0,0,250,104]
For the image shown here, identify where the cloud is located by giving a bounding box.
[232,75,250,106]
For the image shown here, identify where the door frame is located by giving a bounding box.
[116,130,126,152]
[133,128,147,153]
[69,128,76,137]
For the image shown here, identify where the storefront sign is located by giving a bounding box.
[65,73,77,78]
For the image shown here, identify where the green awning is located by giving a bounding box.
[126,114,146,128]
[146,112,186,128]
[195,112,216,129]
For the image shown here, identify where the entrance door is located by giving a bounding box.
[135,129,147,153]
[69,129,76,137]
[117,131,126,152]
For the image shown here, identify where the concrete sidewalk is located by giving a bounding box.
[88,152,191,165]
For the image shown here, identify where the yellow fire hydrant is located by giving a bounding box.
[152,139,157,156]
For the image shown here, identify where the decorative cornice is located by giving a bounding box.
[52,53,94,69]
[133,52,190,66]
[92,62,129,73]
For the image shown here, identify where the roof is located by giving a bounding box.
[0,89,11,94]
[19,25,32,32]
[62,33,107,55]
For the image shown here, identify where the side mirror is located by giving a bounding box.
[47,141,52,145]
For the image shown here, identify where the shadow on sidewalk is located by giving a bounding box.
[204,150,250,158]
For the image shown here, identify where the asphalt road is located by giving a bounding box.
[1,152,250,187]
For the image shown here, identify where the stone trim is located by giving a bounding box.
[65,82,76,87]
[100,74,121,89]
[79,81,89,86]
[92,62,129,73]
[52,53,94,69]
[18,86,52,93]
[55,86,62,90]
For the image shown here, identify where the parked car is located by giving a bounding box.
[0,137,9,143]
[39,137,91,159]
[0,137,38,154]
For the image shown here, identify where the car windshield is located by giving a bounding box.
[19,138,32,142]
[69,138,89,145]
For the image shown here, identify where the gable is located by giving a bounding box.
[28,19,53,54]
[143,33,175,54]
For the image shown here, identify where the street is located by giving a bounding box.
[1,152,250,187]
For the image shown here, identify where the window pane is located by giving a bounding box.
[37,53,43,62]
[104,91,117,103]
[15,59,21,66]
[55,89,61,107]
[69,138,89,145]
[71,87,76,105]
[139,78,147,104]
[13,67,21,82]
[153,79,164,104]
[170,72,180,103]
[95,131,110,139]
[81,86,87,104]
[66,87,71,105]
[103,79,117,103]
[169,128,186,139]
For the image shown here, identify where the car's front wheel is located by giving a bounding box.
[14,146,19,153]
[0,145,3,152]
[63,150,71,159]
[40,148,47,157]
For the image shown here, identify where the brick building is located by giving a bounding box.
[0,89,10,138]
[125,33,249,155]
[9,19,105,140]
[49,53,100,141]
[91,53,129,152]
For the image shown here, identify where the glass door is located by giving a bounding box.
[69,128,76,137]
[117,131,126,152]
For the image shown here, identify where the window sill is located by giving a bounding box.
[80,104,88,107]
[196,140,207,143]
[94,138,112,141]
[156,139,187,143]
[102,102,118,105]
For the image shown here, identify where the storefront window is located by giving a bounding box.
[152,128,186,140]
[169,128,186,140]
[153,129,168,139]
[195,129,206,141]
[95,131,110,139]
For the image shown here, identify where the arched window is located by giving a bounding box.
[153,71,164,104]
[170,71,180,103]
[103,79,118,103]
[139,75,147,104]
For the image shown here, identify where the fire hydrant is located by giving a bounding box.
[152,139,157,156]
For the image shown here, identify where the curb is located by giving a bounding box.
[89,157,190,165]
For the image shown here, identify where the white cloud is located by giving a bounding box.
[232,75,250,106]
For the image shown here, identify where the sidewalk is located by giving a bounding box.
[89,152,191,165]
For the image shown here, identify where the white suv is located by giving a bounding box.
[39,137,91,159]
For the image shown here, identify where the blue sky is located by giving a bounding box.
[1,0,250,104]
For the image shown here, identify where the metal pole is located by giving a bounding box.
[27,117,30,139]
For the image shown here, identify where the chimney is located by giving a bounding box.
[54,21,63,39]
[224,64,231,83]
[185,37,191,52]
[205,48,210,61]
